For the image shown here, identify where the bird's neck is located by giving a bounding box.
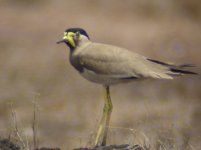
[76,38,91,47]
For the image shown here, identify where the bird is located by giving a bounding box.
[57,28,197,147]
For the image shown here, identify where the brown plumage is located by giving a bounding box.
[57,28,197,147]
[69,40,196,85]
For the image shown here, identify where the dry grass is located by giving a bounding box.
[7,103,30,150]
[0,0,201,149]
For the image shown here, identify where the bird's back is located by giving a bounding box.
[70,42,196,85]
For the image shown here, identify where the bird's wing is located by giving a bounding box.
[76,43,167,79]
[76,43,196,80]
[76,43,140,79]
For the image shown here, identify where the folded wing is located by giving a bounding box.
[77,43,197,80]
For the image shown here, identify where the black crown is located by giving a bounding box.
[65,28,89,39]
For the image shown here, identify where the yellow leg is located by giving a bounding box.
[94,85,113,147]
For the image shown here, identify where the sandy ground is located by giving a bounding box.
[0,1,201,149]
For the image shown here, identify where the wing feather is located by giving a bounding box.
[77,43,140,79]
[75,43,194,80]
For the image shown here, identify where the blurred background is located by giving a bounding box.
[0,0,201,149]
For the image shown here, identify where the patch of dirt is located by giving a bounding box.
[0,139,20,150]
[74,144,145,150]
[35,148,61,150]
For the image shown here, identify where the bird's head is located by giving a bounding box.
[57,28,90,49]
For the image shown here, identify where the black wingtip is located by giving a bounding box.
[147,58,198,75]
[179,64,196,68]
[170,68,198,75]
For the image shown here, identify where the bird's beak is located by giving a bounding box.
[57,34,68,44]
[56,39,66,44]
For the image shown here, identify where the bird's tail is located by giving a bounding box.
[147,58,198,76]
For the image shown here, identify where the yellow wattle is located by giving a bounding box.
[63,32,76,48]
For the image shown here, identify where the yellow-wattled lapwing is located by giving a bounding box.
[57,28,197,147]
